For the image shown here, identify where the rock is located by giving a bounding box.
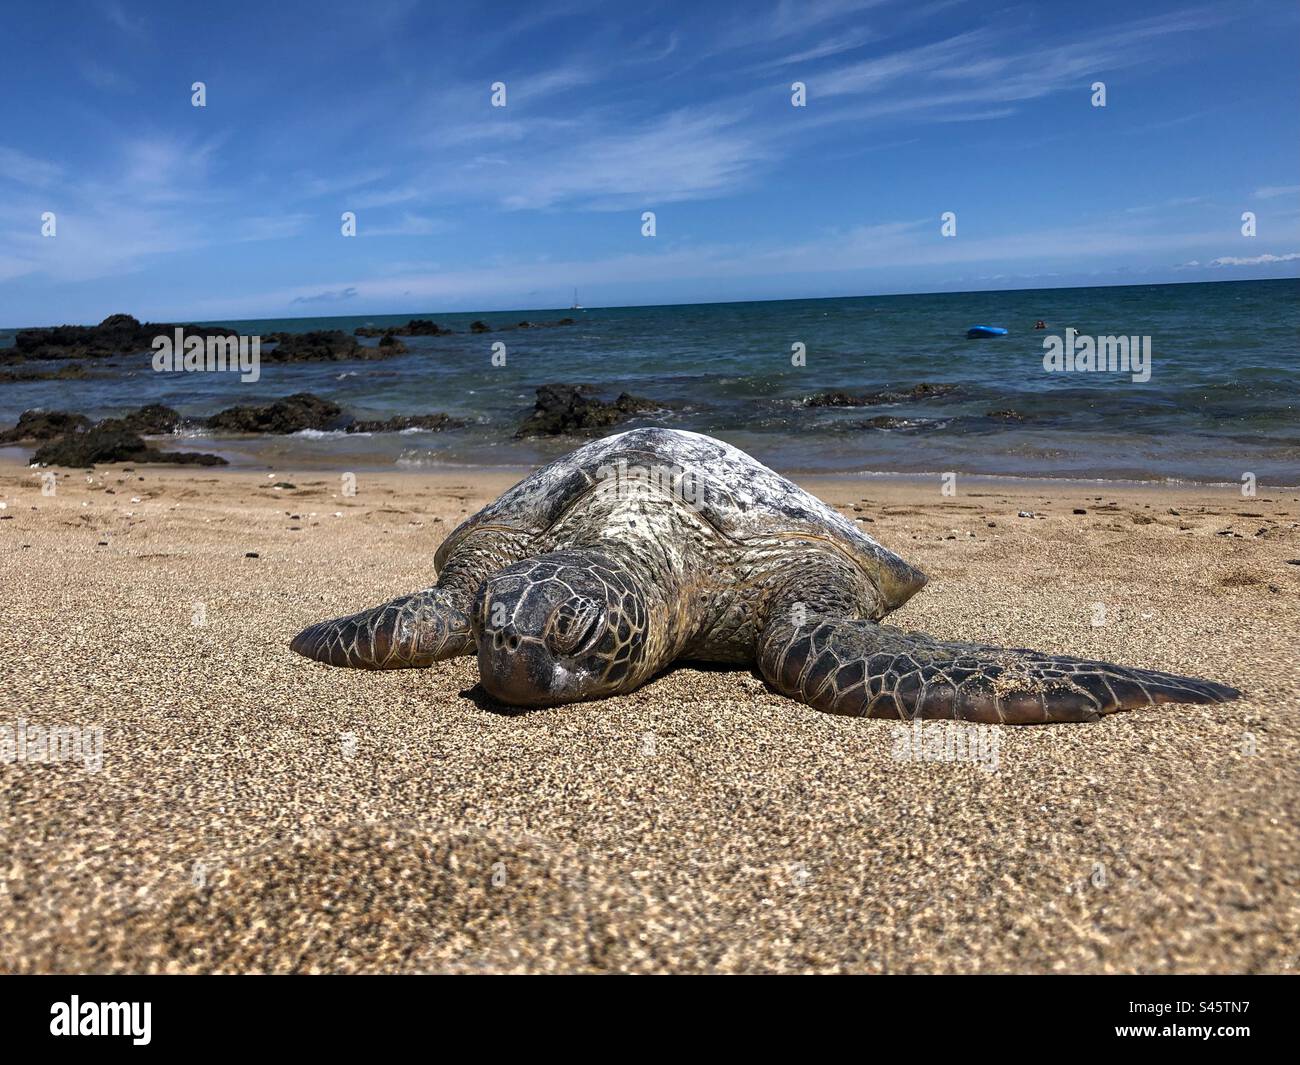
[354,319,448,338]
[376,334,408,353]
[557,318,576,326]
[469,321,491,333]
[515,384,659,438]
[262,331,386,362]
[405,319,445,336]
[5,313,239,361]
[206,393,344,434]
[31,421,224,467]
[0,362,90,382]
[802,390,863,408]
[1073,508,1087,515]
[346,413,462,433]
[804,383,958,407]
[0,409,93,442]
[119,404,183,435]
[986,409,1025,421]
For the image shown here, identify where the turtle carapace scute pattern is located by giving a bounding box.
[291,428,1240,723]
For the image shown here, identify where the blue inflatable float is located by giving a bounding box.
[966,325,1008,338]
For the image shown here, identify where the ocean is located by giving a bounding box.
[2,278,1297,484]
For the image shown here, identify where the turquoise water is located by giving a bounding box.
[2,279,1297,483]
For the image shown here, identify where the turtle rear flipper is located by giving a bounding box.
[291,587,473,669]
[758,617,1241,724]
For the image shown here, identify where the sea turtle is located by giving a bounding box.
[290,428,1240,723]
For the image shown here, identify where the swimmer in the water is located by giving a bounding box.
[1033,320,1047,329]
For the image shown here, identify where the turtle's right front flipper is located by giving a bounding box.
[758,615,1241,724]
[291,587,473,669]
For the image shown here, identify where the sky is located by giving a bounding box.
[1,0,1298,326]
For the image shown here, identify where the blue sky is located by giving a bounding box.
[2,0,1298,325]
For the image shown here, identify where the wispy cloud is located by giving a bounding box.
[1207,252,1300,267]
[98,0,147,37]
[1254,184,1300,200]
[0,146,64,188]
[291,287,360,305]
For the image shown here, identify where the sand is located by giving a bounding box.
[0,457,1296,974]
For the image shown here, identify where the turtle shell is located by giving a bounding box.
[436,427,927,611]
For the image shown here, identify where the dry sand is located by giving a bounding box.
[0,457,1296,974]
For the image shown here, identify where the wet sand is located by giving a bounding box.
[0,457,1296,973]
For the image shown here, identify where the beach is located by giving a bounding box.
[1,457,1296,974]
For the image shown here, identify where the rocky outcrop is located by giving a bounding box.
[261,331,384,362]
[31,421,225,467]
[5,314,239,362]
[119,404,184,435]
[354,319,449,338]
[0,409,93,442]
[206,393,344,434]
[515,384,659,438]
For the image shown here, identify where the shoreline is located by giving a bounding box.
[5,447,1298,493]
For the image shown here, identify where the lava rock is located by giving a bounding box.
[515,383,659,438]
[6,313,239,362]
[262,331,386,362]
[206,393,344,434]
[119,404,183,435]
[31,421,224,467]
[346,413,462,433]
[804,382,958,407]
[0,409,93,442]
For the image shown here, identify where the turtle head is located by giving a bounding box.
[472,552,647,707]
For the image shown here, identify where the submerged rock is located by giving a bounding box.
[346,413,462,433]
[515,383,659,438]
[804,382,959,407]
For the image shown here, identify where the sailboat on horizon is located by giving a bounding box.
[570,287,583,311]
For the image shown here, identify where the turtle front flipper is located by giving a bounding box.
[758,614,1241,724]
[291,587,473,669]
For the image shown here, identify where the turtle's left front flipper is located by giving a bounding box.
[757,614,1241,724]
[291,587,473,669]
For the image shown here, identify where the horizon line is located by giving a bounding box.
[5,273,1297,331]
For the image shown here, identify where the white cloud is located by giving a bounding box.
[1207,252,1300,267]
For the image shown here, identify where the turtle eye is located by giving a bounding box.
[545,596,603,656]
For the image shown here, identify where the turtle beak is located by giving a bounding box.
[477,635,577,707]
